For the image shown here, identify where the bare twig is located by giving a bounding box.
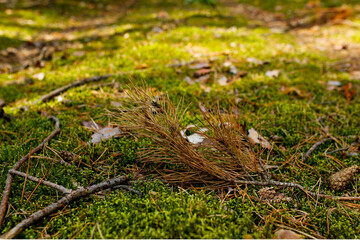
[0,175,128,239]
[326,147,349,155]
[9,169,72,195]
[0,116,60,228]
[302,138,333,161]
[31,60,199,105]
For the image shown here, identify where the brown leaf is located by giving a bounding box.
[343,83,356,102]
[135,63,149,69]
[248,128,272,149]
[189,62,210,70]
[193,68,212,78]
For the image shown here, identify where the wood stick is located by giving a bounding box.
[0,116,60,228]
[302,138,333,161]
[0,175,128,239]
[9,169,72,195]
[31,60,199,105]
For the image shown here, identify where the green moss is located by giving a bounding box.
[1,0,360,238]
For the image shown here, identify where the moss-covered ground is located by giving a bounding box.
[1,0,360,238]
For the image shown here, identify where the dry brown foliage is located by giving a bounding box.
[110,86,265,189]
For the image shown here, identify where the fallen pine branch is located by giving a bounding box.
[0,116,60,228]
[0,175,128,239]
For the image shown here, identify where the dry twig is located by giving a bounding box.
[0,116,60,228]
[31,60,198,105]
[1,175,128,239]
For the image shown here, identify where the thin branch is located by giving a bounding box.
[0,116,60,228]
[326,147,349,155]
[302,138,333,161]
[0,175,128,239]
[9,169,72,195]
[31,60,198,105]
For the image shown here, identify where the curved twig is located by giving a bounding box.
[0,175,128,239]
[302,138,333,161]
[0,116,60,228]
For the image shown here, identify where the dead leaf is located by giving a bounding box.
[275,229,302,239]
[73,51,85,57]
[189,62,210,70]
[281,86,306,97]
[265,70,280,78]
[343,83,356,102]
[32,72,45,81]
[327,80,341,90]
[135,63,149,69]
[184,76,195,85]
[90,126,121,144]
[194,68,212,78]
[218,76,228,86]
[248,128,272,149]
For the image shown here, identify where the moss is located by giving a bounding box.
[1,0,360,238]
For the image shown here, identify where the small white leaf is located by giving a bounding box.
[248,128,271,149]
[32,72,45,81]
[265,70,280,78]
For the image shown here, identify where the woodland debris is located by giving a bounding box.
[0,175,128,239]
[60,150,78,163]
[90,126,121,144]
[0,116,60,228]
[275,229,302,239]
[265,69,280,78]
[258,187,292,203]
[302,137,333,161]
[248,128,272,149]
[110,86,360,202]
[328,165,360,190]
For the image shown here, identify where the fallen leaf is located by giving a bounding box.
[194,68,212,78]
[281,86,305,97]
[90,126,121,144]
[248,128,272,149]
[135,63,149,69]
[327,80,341,90]
[180,125,208,144]
[218,76,228,86]
[265,70,280,78]
[183,76,195,85]
[73,51,85,57]
[189,62,210,70]
[275,229,302,239]
[343,83,356,102]
[32,72,45,81]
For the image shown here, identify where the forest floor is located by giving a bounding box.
[1,0,360,238]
